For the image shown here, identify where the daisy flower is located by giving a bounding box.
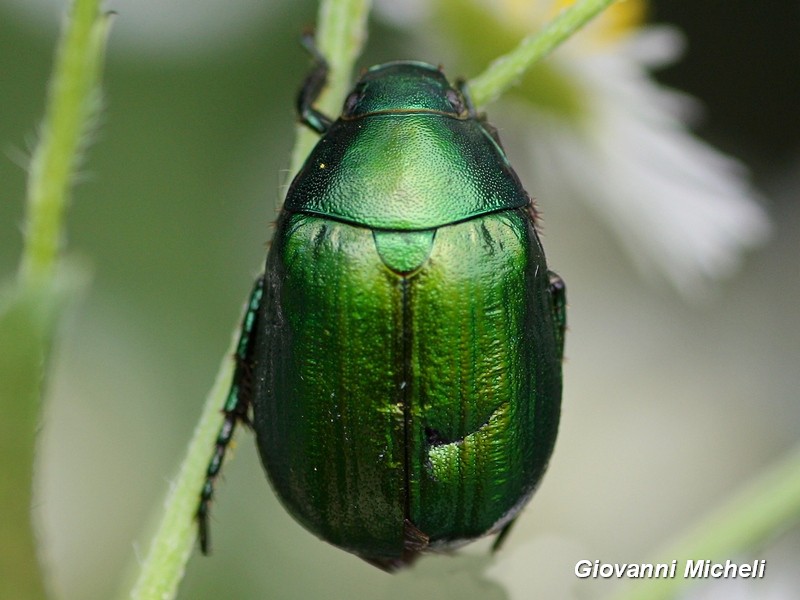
[377,0,771,298]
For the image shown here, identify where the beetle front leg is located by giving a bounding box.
[296,31,334,134]
[197,275,265,554]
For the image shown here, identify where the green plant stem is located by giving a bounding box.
[609,443,800,600]
[19,0,111,287]
[127,343,237,600]
[124,2,372,599]
[288,0,372,181]
[467,0,617,109]
[0,290,56,600]
[0,2,110,599]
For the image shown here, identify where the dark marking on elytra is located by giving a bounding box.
[424,406,498,448]
[312,222,328,252]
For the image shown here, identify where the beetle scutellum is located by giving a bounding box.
[198,43,566,571]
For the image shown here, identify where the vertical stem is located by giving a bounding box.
[1,1,110,599]
[19,0,111,286]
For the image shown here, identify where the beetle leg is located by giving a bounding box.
[455,78,478,119]
[491,517,518,554]
[297,31,334,134]
[548,271,567,361]
[197,275,265,554]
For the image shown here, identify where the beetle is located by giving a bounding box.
[197,43,566,571]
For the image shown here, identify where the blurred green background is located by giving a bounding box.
[2,1,799,599]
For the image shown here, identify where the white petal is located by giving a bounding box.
[621,25,686,69]
[523,30,770,298]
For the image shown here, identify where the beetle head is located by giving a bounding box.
[342,62,469,119]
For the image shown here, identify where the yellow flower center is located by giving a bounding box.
[499,0,647,44]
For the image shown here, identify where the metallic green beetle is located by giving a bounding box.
[198,49,566,571]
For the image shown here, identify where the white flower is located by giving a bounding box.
[523,22,770,298]
[378,0,771,298]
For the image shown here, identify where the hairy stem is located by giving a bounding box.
[1,1,111,599]
[19,0,111,286]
